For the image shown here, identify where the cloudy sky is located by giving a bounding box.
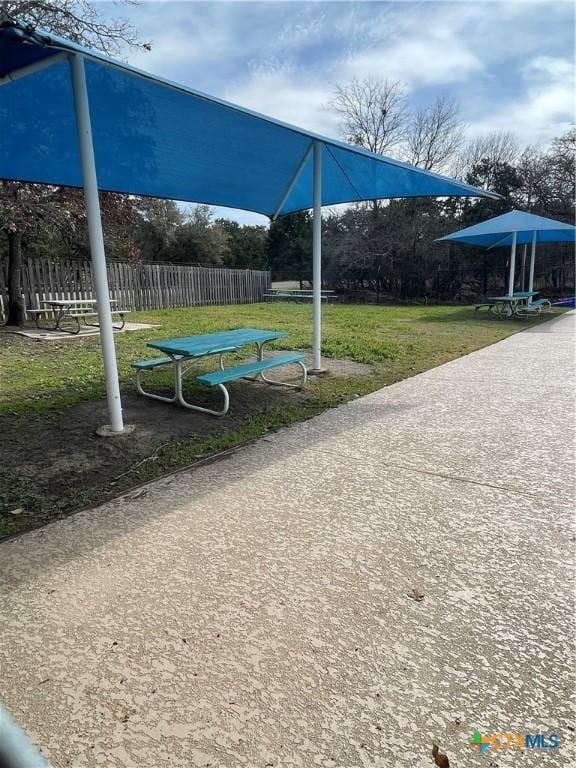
[104,0,574,223]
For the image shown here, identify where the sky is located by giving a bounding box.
[103,0,575,224]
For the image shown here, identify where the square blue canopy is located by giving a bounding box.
[0,19,496,217]
[437,210,576,248]
[0,17,499,435]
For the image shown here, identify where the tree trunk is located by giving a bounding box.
[7,231,25,326]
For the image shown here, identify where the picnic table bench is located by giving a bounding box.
[28,298,130,333]
[132,328,307,416]
[514,297,552,317]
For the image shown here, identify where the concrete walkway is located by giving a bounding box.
[1,313,574,768]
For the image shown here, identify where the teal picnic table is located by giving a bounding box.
[132,328,307,416]
[485,293,534,319]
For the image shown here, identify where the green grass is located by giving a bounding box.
[0,303,554,538]
[0,303,541,414]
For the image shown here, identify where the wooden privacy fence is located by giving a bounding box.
[0,258,271,319]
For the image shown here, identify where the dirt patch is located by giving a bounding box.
[3,321,160,341]
[287,352,371,378]
[0,356,370,532]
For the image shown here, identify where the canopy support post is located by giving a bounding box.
[311,140,323,373]
[70,54,128,435]
[521,244,527,291]
[528,231,537,303]
[507,231,517,296]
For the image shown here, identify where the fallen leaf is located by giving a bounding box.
[432,743,450,767]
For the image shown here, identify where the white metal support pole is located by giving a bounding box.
[0,52,68,86]
[311,140,323,372]
[507,231,517,296]
[521,244,527,291]
[70,54,126,434]
[528,231,537,303]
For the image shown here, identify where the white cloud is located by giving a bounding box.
[119,2,236,84]
[220,3,485,135]
[524,55,574,81]
[467,55,575,145]
[224,70,338,136]
[344,39,483,87]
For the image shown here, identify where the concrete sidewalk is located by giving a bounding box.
[1,312,574,768]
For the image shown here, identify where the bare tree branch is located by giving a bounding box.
[405,96,464,172]
[1,1,151,55]
[454,130,519,181]
[331,77,407,156]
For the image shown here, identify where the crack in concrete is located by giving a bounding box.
[308,444,557,501]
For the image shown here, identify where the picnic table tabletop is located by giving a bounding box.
[40,298,118,306]
[270,288,335,293]
[147,328,287,358]
[487,295,525,302]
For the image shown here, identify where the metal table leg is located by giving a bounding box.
[175,357,230,416]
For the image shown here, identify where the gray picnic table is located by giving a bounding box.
[264,288,336,303]
[132,328,307,416]
[28,298,129,334]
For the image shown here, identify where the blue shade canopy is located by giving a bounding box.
[438,210,576,248]
[0,19,496,217]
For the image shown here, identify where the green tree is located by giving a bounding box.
[170,206,228,265]
[216,220,267,269]
[460,160,523,227]
[267,212,312,284]
[134,198,183,262]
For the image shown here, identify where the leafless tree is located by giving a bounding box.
[545,129,576,218]
[1,1,150,55]
[517,146,544,210]
[405,96,464,173]
[517,129,575,218]
[331,77,407,156]
[454,130,519,181]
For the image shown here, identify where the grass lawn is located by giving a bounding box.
[0,303,553,538]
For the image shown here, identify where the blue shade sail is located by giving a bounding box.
[0,19,497,217]
[438,210,576,248]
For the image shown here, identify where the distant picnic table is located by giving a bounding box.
[264,288,337,303]
[27,298,130,334]
[475,291,551,319]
